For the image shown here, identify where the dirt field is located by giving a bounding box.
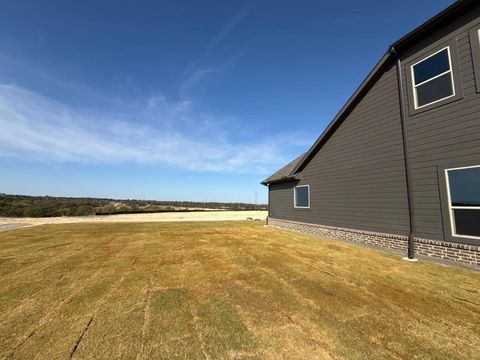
[1,221,479,359]
[0,210,267,231]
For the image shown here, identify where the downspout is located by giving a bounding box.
[390,46,416,260]
[267,184,270,225]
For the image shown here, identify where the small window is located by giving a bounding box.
[411,47,455,109]
[294,185,310,208]
[445,165,480,239]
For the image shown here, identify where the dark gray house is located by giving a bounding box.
[262,0,480,268]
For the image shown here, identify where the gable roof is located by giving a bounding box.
[290,0,476,175]
[262,0,476,186]
[391,0,475,52]
[261,153,305,185]
[291,51,392,175]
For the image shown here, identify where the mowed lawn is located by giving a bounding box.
[0,222,479,359]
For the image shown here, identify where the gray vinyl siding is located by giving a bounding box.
[269,63,410,235]
[268,4,480,246]
[400,7,480,244]
[269,181,299,219]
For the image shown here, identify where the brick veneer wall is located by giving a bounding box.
[267,217,479,268]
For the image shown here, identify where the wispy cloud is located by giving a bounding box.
[207,9,249,51]
[181,9,250,97]
[0,84,310,174]
[0,7,309,175]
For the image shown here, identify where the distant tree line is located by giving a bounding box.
[0,194,267,218]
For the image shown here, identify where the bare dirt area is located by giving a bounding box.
[0,210,267,231]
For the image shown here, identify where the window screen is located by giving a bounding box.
[294,186,310,208]
[412,48,455,108]
[446,166,480,238]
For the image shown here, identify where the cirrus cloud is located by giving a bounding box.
[0,83,310,174]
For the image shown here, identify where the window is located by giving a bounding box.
[294,185,310,208]
[411,47,455,109]
[445,165,480,239]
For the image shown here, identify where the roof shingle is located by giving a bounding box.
[261,153,305,185]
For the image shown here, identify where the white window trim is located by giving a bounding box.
[411,46,456,110]
[445,164,480,240]
[293,185,310,209]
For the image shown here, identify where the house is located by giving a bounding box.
[261,0,480,268]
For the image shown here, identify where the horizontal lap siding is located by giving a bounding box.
[269,181,297,219]
[269,63,410,235]
[402,8,480,241]
[270,7,480,245]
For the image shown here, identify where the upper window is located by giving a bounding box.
[445,165,480,239]
[294,185,310,208]
[411,47,455,109]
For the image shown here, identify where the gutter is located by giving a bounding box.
[261,176,298,186]
[390,46,416,260]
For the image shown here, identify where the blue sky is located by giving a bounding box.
[0,0,453,203]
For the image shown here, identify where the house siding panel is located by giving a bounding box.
[401,8,480,244]
[267,2,480,267]
[269,63,410,235]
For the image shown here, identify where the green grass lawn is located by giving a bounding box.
[0,221,479,359]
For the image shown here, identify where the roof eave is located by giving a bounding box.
[391,0,475,51]
[289,0,475,176]
[261,176,298,186]
[289,51,392,175]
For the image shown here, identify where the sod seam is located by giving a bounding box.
[69,316,93,359]
[136,286,151,360]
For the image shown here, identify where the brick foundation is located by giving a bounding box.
[267,217,479,268]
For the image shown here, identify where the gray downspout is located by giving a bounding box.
[391,47,416,259]
[267,184,270,225]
